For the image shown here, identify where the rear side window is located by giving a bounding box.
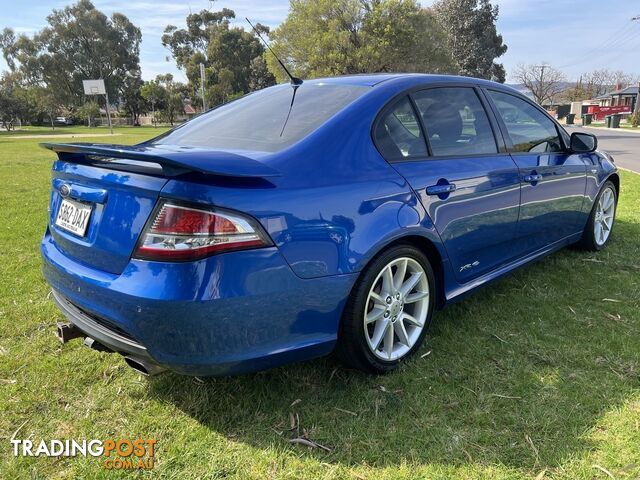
[374,97,428,159]
[151,83,368,152]
[412,87,498,157]
[488,90,563,153]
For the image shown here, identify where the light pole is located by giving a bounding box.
[104,89,113,135]
[633,81,640,119]
[200,63,207,112]
[633,17,639,117]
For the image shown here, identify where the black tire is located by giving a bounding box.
[335,244,436,374]
[576,180,617,251]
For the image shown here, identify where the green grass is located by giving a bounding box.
[0,130,638,479]
[0,125,169,136]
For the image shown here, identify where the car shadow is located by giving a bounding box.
[147,220,639,470]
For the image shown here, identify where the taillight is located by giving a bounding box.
[133,201,271,261]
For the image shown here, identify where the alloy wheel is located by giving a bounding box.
[594,186,615,246]
[363,257,430,361]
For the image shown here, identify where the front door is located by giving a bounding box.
[376,86,521,284]
[486,90,587,256]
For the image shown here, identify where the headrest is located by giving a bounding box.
[423,102,462,144]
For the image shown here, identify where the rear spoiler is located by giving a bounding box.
[40,142,280,178]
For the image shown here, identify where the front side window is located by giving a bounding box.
[412,87,498,157]
[374,97,428,159]
[488,90,563,153]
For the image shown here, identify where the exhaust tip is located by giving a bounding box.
[83,337,113,353]
[124,356,166,377]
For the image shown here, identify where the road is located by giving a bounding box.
[565,125,640,173]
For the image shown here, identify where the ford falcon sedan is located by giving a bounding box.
[42,74,618,376]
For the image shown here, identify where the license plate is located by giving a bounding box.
[55,198,93,237]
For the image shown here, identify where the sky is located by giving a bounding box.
[0,0,638,83]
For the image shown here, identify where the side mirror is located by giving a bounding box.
[570,132,597,153]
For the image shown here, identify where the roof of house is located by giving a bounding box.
[609,86,639,96]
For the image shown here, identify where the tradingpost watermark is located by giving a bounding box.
[10,438,157,470]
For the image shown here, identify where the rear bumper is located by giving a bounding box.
[52,289,151,359]
[41,232,357,376]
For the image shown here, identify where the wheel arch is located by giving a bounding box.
[606,172,620,198]
[348,234,447,311]
[392,235,446,309]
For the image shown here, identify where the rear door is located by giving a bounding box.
[485,90,587,256]
[378,86,521,283]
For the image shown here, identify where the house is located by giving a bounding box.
[587,85,638,120]
[597,85,638,111]
[183,103,197,120]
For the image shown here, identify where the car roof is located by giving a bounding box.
[305,74,407,86]
[305,73,519,93]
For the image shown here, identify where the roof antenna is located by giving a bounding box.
[245,17,303,86]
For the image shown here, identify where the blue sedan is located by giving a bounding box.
[42,74,619,376]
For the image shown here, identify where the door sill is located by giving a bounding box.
[445,232,582,303]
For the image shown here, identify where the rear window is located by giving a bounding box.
[151,83,368,152]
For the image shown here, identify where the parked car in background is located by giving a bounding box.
[41,74,618,376]
[54,116,73,125]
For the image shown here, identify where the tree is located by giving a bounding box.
[582,70,618,98]
[0,28,18,70]
[29,86,60,129]
[556,69,640,103]
[581,69,639,97]
[248,55,276,92]
[154,74,185,126]
[161,5,274,100]
[432,0,507,82]
[207,20,269,94]
[0,72,31,130]
[161,7,235,79]
[609,70,640,89]
[267,0,455,81]
[120,74,145,125]
[76,101,100,127]
[512,64,566,105]
[140,80,165,126]
[207,68,235,105]
[559,83,589,103]
[0,0,141,108]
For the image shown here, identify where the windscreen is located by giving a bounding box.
[151,83,369,152]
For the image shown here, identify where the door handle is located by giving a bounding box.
[426,183,456,196]
[522,174,543,183]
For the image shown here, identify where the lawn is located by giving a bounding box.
[0,128,638,479]
[0,124,168,137]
